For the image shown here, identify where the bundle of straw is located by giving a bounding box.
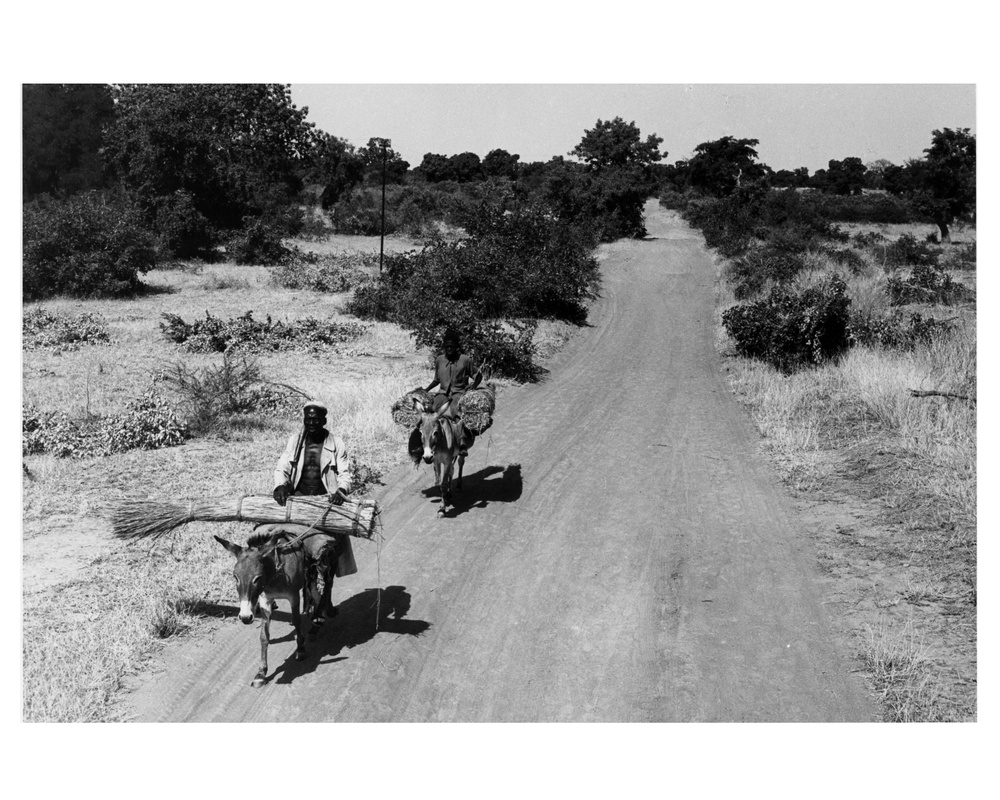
[458,384,497,434]
[108,494,379,542]
[391,388,431,428]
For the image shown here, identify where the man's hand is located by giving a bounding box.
[273,484,291,506]
[329,489,348,506]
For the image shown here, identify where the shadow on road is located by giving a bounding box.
[420,463,523,518]
[267,585,430,685]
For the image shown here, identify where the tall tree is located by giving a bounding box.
[825,157,867,195]
[104,84,318,234]
[686,136,768,197]
[358,137,410,185]
[907,128,976,243]
[23,84,115,198]
[570,117,664,173]
[483,148,521,180]
[306,132,366,208]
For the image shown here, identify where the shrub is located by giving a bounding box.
[849,311,955,350]
[727,245,807,299]
[722,274,852,373]
[227,218,291,265]
[798,192,918,223]
[819,246,868,274]
[98,393,189,453]
[159,311,368,354]
[270,250,377,292]
[887,262,969,306]
[349,458,383,496]
[23,393,187,458]
[870,233,940,269]
[23,191,157,300]
[159,353,302,436]
[153,190,214,258]
[23,308,111,351]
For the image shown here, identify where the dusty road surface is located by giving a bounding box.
[126,202,875,722]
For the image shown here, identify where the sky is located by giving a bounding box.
[291,84,976,174]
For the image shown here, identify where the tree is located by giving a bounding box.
[104,84,318,244]
[570,117,664,173]
[23,84,115,198]
[449,152,484,182]
[687,136,768,197]
[418,152,455,183]
[483,148,521,180]
[909,128,976,243]
[825,157,867,195]
[306,132,366,208]
[358,137,410,185]
[864,159,895,191]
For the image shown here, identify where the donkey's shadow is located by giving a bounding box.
[426,462,522,518]
[267,585,430,685]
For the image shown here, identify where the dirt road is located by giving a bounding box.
[126,202,874,722]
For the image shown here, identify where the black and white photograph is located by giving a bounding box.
[10,3,992,797]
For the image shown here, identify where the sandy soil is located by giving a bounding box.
[103,203,875,722]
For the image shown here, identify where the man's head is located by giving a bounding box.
[303,401,328,439]
[443,328,460,359]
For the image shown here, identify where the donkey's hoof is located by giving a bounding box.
[295,649,307,662]
[251,675,268,688]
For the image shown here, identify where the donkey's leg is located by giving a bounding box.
[456,451,466,491]
[439,454,454,511]
[252,607,271,688]
[290,592,307,661]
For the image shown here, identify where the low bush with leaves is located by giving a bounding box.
[23,393,188,458]
[818,245,868,274]
[869,233,940,269]
[726,244,808,300]
[886,262,970,306]
[849,310,955,350]
[23,191,157,301]
[270,250,378,293]
[159,311,368,354]
[722,274,852,373]
[23,308,111,351]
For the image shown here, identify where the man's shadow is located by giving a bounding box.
[266,585,430,686]
[420,463,522,517]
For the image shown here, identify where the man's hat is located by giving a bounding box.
[303,400,328,415]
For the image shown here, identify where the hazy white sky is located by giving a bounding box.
[290,84,975,174]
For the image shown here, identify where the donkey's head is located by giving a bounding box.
[214,534,282,624]
[412,397,455,464]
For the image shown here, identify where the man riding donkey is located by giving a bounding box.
[409,327,483,460]
[265,400,357,626]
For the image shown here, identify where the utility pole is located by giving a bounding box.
[374,137,391,276]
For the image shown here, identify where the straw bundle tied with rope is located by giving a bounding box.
[458,383,496,434]
[107,494,379,541]
[391,388,431,428]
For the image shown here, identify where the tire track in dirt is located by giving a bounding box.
[124,203,874,722]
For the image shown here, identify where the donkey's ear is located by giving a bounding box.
[411,396,427,413]
[435,400,452,420]
[214,535,241,557]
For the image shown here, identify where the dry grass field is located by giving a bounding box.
[21,230,579,722]
[714,222,977,721]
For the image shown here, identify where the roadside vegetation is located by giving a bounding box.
[23,83,974,722]
[661,127,976,721]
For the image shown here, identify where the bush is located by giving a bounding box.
[797,192,918,223]
[154,190,214,258]
[270,250,377,292]
[818,246,868,274]
[722,274,852,373]
[345,197,599,380]
[23,308,111,351]
[159,311,368,354]
[23,191,157,300]
[227,218,291,265]
[887,262,969,306]
[727,244,807,300]
[23,392,187,458]
[159,353,302,436]
[870,233,939,269]
[849,311,955,350]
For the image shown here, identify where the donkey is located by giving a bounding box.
[412,397,472,513]
[214,530,310,688]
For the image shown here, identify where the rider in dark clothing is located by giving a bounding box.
[424,328,481,455]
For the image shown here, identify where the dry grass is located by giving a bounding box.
[715,221,976,721]
[22,237,582,721]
